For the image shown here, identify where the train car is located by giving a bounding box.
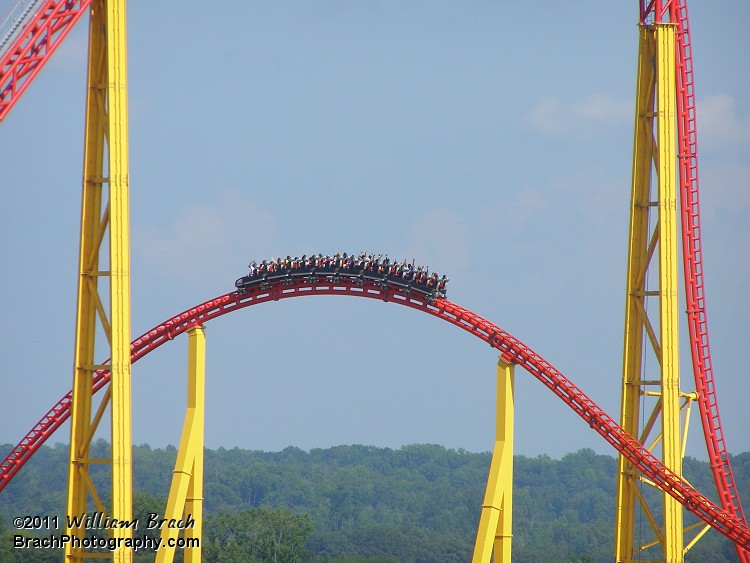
[235,254,447,300]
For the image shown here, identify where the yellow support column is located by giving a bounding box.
[65,1,132,561]
[654,24,683,561]
[615,23,684,563]
[107,2,133,561]
[65,3,106,556]
[615,26,653,561]
[473,357,514,563]
[156,325,205,563]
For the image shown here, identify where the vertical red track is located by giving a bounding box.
[669,0,748,538]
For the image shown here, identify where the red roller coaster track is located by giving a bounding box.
[0,0,91,121]
[0,278,749,551]
[669,2,748,529]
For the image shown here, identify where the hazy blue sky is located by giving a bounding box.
[1,1,748,462]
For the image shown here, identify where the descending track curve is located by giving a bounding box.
[0,277,748,550]
[0,0,92,122]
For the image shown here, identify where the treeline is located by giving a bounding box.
[1,442,748,561]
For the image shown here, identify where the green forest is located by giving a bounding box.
[1,442,747,562]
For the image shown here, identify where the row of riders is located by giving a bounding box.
[247,253,449,292]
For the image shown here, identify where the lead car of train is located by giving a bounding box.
[235,253,448,301]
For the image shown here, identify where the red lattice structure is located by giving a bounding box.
[0,0,92,121]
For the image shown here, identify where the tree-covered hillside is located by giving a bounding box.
[1,443,747,561]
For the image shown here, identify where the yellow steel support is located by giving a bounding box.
[615,23,685,563]
[156,326,205,563]
[107,2,133,561]
[472,357,514,563]
[65,0,132,561]
[65,3,105,556]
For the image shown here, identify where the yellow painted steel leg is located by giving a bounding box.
[157,326,205,563]
[473,358,514,563]
[615,26,655,562]
[65,1,132,561]
[184,449,204,563]
[107,2,133,562]
[654,24,683,561]
[65,4,105,557]
[184,332,205,563]
[615,24,683,563]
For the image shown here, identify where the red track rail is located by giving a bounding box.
[0,278,749,550]
[672,0,747,528]
[0,0,92,122]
